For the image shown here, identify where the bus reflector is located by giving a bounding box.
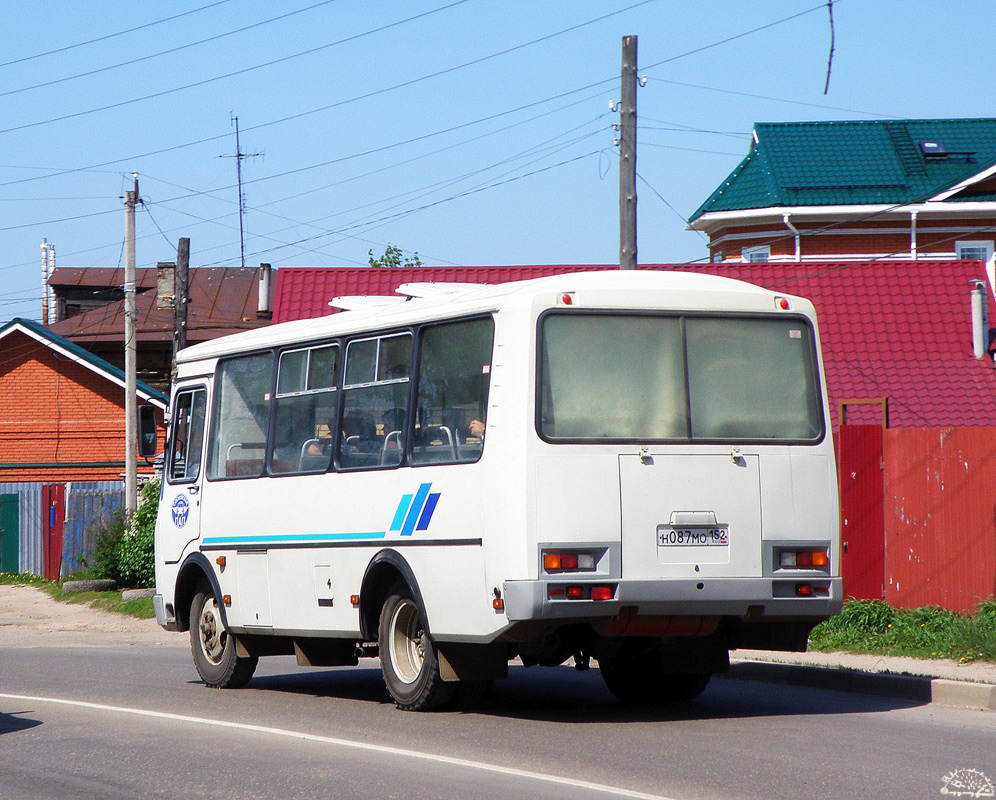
[215,556,226,568]
[350,595,360,606]
[566,586,584,599]
[795,584,814,597]
[222,595,232,606]
[493,597,504,610]
[591,585,613,601]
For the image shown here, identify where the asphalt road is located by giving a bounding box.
[1,640,995,800]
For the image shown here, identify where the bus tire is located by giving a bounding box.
[189,584,258,689]
[378,581,454,711]
[600,649,710,704]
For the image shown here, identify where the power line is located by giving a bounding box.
[0,0,340,100]
[0,0,236,69]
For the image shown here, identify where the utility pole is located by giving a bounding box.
[174,237,190,359]
[619,35,638,270]
[124,175,139,514]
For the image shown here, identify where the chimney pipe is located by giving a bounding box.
[257,263,272,317]
[971,280,989,359]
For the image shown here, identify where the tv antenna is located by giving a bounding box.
[220,114,261,269]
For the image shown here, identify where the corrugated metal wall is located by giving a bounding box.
[0,482,43,575]
[0,481,124,577]
[884,427,996,613]
[62,481,124,576]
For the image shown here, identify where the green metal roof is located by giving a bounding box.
[0,317,168,404]
[689,118,996,221]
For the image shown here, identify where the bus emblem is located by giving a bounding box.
[390,483,440,536]
[171,494,190,528]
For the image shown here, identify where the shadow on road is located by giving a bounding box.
[241,662,926,723]
[0,711,43,735]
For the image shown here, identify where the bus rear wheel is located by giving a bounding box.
[599,646,710,704]
[378,581,454,711]
[189,583,258,689]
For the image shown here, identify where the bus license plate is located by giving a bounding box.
[657,526,728,547]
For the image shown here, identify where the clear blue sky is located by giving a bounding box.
[2,0,994,320]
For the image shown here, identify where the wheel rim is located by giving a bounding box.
[388,599,425,685]
[198,597,227,665]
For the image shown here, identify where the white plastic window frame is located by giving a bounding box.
[741,245,770,263]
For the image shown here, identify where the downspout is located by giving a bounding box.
[971,280,989,359]
[910,210,918,260]
[782,213,800,261]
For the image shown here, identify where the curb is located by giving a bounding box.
[62,579,118,594]
[725,660,996,712]
[121,588,156,600]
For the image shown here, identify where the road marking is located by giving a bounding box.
[1,692,678,800]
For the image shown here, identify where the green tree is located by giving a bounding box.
[368,243,423,269]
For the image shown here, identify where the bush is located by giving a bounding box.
[85,479,159,589]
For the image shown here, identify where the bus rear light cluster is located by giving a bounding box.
[548,584,615,601]
[779,549,829,569]
[543,551,596,572]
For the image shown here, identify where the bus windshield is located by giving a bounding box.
[538,313,823,442]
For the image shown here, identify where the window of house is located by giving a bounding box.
[411,317,494,465]
[339,333,412,469]
[269,344,338,475]
[956,240,994,262]
[207,352,273,479]
[742,245,770,263]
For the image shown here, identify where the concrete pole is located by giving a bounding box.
[124,177,138,514]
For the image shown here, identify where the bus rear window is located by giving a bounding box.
[538,313,822,443]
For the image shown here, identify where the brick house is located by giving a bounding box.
[47,265,276,392]
[0,317,167,483]
[688,119,996,283]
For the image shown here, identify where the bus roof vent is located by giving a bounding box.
[327,295,408,311]
[396,282,487,299]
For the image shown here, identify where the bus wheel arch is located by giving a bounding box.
[358,549,427,642]
[174,553,224,634]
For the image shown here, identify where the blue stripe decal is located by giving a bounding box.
[401,483,431,537]
[390,494,414,532]
[416,493,440,531]
[202,531,386,545]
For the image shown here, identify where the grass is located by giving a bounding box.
[0,572,156,619]
[808,598,996,664]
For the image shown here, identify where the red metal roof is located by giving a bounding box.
[274,262,996,430]
[49,266,273,343]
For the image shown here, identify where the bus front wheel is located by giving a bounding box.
[189,583,258,689]
[378,581,454,711]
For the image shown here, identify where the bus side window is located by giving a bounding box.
[270,344,338,474]
[339,334,411,470]
[411,317,494,465]
[207,352,274,480]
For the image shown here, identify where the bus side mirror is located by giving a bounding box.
[138,404,158,457]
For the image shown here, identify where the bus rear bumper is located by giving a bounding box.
[502,577,843,622]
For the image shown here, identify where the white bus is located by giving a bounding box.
[153,270,841,710]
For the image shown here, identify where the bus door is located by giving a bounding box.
[158,386,208,563]
[619,452,763,580]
